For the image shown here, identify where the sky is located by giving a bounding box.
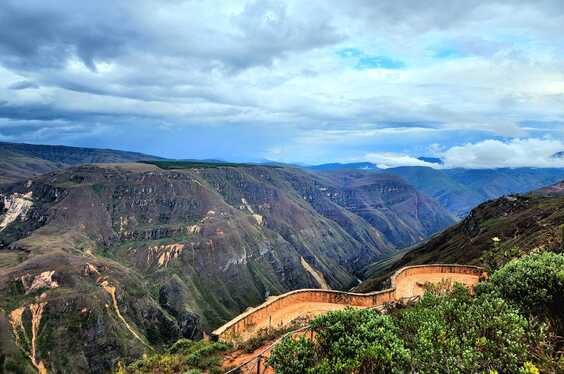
[0,0,564,168]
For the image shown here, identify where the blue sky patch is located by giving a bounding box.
[356,55,405,70]
[432,47,467,60]
[337,48,405,70]
[336,47,363,58]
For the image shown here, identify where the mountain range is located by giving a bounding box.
[0,155,453,372]
[0,142,163,185]
[309,161,564,218]
[1,142,563,373]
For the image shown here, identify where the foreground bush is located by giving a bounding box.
[399,285,530,373]
[267,335,316,373]
[483,251,564,318]
[269,285,549,373]
[314,309,410,373]
[269,308,411,373]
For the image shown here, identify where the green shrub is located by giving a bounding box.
[269,287,541,373]
[483,251,564,317]
[399,285,531,373]
[124,339,229,374]
[167,338,198,354]
[267,335,316,374]
[269,308,410,374]
[311,308,410,373]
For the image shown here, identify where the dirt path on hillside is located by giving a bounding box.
[222,343,275,374]
[222,329,310,373]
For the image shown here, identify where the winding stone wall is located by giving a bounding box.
[212,264,485,343]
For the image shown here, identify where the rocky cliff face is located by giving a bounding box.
[316,170,456,248]
[0,163,454,372]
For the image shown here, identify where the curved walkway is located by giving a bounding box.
[212,264,485,343]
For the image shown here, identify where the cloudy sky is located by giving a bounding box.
[1,0,564,168]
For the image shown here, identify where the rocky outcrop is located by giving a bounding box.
[21,271,60,293]
[0,192,34,231]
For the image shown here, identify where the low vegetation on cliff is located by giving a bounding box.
[268,252,564,373]
[116,339,230,374]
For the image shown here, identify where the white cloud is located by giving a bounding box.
[442,138,564,168]
[363,152,436,169]
[357,138,564,169]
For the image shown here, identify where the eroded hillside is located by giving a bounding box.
[0,163,454,372]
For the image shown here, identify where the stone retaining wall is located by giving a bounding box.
[212,264,485,343]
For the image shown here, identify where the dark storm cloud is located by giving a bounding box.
[0,0,342,75]
[0,1,134,71]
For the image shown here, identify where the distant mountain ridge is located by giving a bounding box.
[382,166,564,218]
[534,180,564,195]
[308,162,377,171]
[0,141,163,184]
[3,142,564,220]
[307,161,564,218]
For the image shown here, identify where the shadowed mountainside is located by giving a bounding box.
[316,170,456,248]
[356,180,564,292]
[381,166,564,218]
